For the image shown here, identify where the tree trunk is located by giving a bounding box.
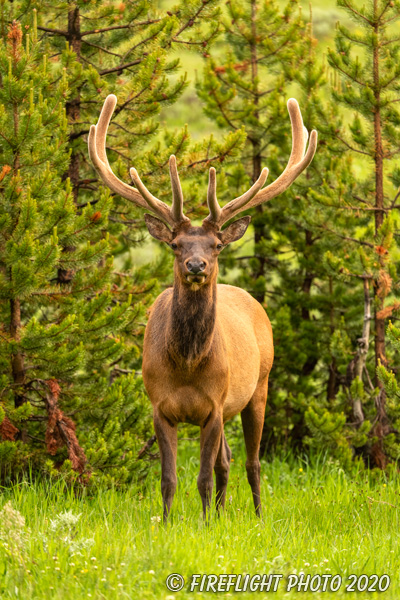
[249,0,267,303]
[371,1,390,465]
[301,230,318,376]
[10,299,25,410]
[373,9,386,374]
[66,5,81,202]
[327,277,339,400]
[58,5,81,284]
[352,278,371,425]
[9,41,26,418]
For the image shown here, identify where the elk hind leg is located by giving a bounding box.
[241,378,268,517]
[153,409,178,522]
[214,432,231,512]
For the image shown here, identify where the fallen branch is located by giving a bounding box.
[45,380,88,474]
[0,415,19,441]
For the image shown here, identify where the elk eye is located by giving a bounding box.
[216,243,223,250]
[171,243,178,250]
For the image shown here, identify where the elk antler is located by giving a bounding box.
[88,94,190,228]
[204,98,318,229]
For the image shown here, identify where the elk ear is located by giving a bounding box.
[219,216,251,245]
[144,214,173,243]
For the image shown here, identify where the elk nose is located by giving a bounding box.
[187,260,206,274]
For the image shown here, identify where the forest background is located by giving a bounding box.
[2,0,400,485]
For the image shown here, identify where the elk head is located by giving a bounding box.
[88,95,317,290]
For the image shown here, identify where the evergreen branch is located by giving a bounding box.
[380,72,400,89]
[62,245,107,264]
[81,21,161,37]
[329,60,367,88]
[208,87,238,130]
[37,26,68,36]
[99,58,143,76]
[339,31,368,47]
[171,37,207,45]
[186,136,242,169]
[141,133,190,178]
[378,0,394,21]
[118,30,162,64]
[30,283,98,297]
[104,144,131,162]
[385,147,400,158]
[69,129,90,141]
[109,217,140,225]
[0,129,14,147]
[174,0,213,38]
[185,154,224,169]
[34,247,56,274]
[390,188,400,208]
[381,37,400,46]
[352,194,372,204]
[215,70,259,98]
[111,122,155,137]
[81,39,122,57]
[79,53,100,71]
[335,134,372,156]
[363,364,375,391]
[258,87,276,98]
[76,195,100,208]
[112,64,177,114]
[382,11,400,24]
[320,224,375,248]
[342,205,389,212]
[339,0,373,25]
[256,39,292,62]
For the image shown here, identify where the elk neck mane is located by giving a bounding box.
[167,267,217,368]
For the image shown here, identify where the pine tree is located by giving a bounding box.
[196,0,305,303]
[25,0,245,374]
[18,0,246,219]
[196,1,334,455]
[319,0,400,467]
[378,321,400,462]
[196,0,398,470]
[253,18,362,458]
[0,1,248,483]
[0,19,152,484]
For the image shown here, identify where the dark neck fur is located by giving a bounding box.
[167,271,217,368]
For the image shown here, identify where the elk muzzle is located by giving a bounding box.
[185,258,208,286]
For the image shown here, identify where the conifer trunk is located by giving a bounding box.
[10,299,25,411]
[66,5,81,202]
[327,278,338,400]
[57,6,81,284]
[353,278,371,424]
[250,0,266,303]
[301,230,318,376]
[9,29,26,413]
[373,4,386,377]
[371,2,390,466]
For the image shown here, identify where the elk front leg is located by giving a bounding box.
[153,409,178,521]
[214,432,231,512]
[198,412,223,519]
[241,378,268,517]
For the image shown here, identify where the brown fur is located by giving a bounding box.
[142,220,274,519]
[89,95,317,519]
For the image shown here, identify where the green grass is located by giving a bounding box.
[0,451,399,599]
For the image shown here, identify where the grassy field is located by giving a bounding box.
[0,450,399,600]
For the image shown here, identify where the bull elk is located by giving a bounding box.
[88,95,317,520]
